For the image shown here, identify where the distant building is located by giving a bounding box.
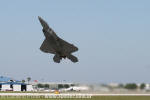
[108,83,119,87]
[0,76,33,91]
[145,84,150,90]
[0,76,14,82]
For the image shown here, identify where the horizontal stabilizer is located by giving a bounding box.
[67,54,78,63]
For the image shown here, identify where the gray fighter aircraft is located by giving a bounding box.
[38,16,78,63]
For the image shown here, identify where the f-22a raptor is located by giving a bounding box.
[38,16,78,63]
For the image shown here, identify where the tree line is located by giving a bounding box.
[119,83,146,90]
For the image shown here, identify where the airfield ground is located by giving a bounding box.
[0,93,150,100]
[0,96,150,100]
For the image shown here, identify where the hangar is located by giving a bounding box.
[0,76,33,91]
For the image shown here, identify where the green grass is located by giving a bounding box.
[0,96,150,100]
[93,96,150,100]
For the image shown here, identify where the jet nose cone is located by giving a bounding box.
[38,16,41,19]
[38,16,43,23]
[38,16,42,20]
[38,16,49,29]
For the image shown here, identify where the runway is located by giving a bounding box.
[0,93,150,97]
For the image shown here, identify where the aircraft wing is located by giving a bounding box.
[59,38,78,53]
[40,39,55,54]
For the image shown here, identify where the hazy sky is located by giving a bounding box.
[0,0,150,83]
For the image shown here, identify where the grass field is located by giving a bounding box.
[0,96,150,100]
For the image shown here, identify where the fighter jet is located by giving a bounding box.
[38,16,78,63]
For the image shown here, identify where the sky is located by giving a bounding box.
[0,0,150,83]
